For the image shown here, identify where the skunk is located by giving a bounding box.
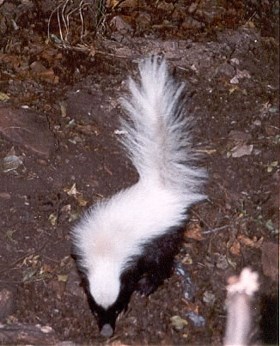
[71,56,206,337]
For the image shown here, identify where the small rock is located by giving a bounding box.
[253,119,261,126]
[215,63,235,78]
[2,147,23,173]
[231,144,253,158]
[110,15,133,35]
[230,58,240,65]
[230,69,251,84]
[30,61,48,73]
[157,1,174,11]
[0,106,55,158]
[182,17,204,30]
[203,290,216,306]
[230,75,240,84]
[188,2,198,14]
[216,254,229,270]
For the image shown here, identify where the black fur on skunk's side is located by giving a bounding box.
[71,56,206,337]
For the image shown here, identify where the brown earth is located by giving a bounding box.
[0,1,279,345]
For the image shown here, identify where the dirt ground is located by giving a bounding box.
[0,0,279,345]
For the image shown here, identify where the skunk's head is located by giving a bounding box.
[83,260,138,337]
[86,278,132,337]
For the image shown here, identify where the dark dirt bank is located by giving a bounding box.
[0,1,279,345]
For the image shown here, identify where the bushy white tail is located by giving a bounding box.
[120,56,205,203]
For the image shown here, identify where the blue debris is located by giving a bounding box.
[186,311,206,328]
[175,262,196,301]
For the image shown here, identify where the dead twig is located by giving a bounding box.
[202,224,231,234]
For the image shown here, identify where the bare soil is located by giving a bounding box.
[0,1,279,345]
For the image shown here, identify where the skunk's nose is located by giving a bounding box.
[100,323,114,338]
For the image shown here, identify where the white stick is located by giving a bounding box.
[224,268,259,346]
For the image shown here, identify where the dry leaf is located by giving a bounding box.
[40,264,53,274]
[65,183,78,196]
[57,274,68,282]
[238,235,263,248]
[182,299,199,313]
[36,69,59,84]
[185,223,204,241]
[0,92,10,102]
[59,101,67,118]
[48,213,57,226]
[170,315,188,330]
[76,124,99,135]
[229,85,240,94]
[76,194,88,207]
[64,183,88,207]
[267,161,278,173]
[229,239,241,256]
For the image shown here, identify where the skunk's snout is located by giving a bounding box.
[85,277,133,337]
[100,323,114,338]
[87,294,119,337]
[96,308,118,338]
